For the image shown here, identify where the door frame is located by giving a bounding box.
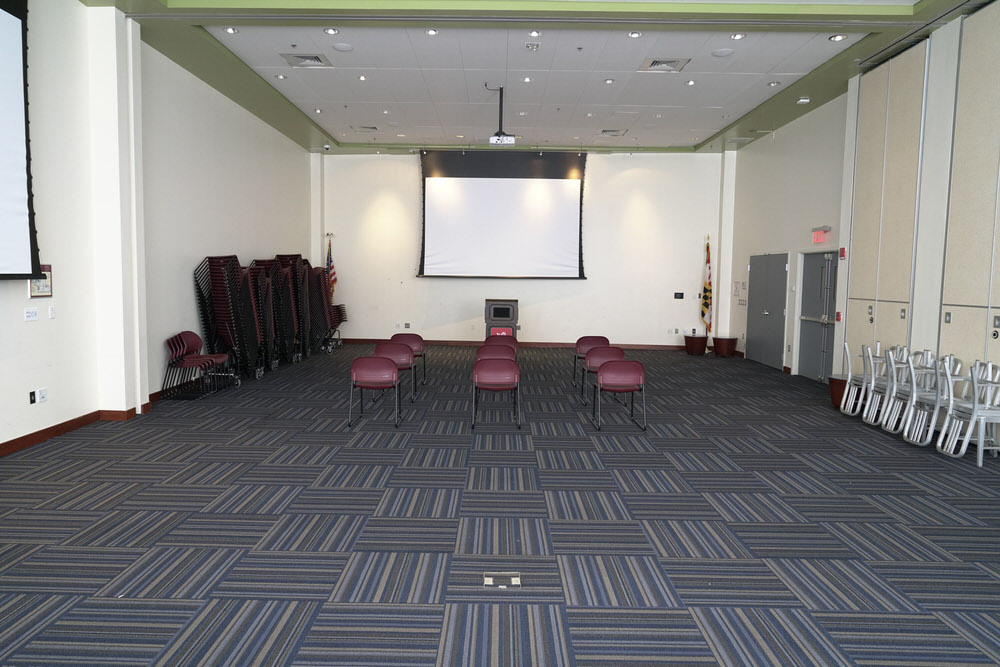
[794,250,838,381]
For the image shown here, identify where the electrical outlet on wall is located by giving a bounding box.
[37,388,48,403]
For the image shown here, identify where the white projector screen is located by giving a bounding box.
[423,177,580,278]
[0,0,39,279]
[419,151,586,278]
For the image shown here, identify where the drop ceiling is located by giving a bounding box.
[89,0,994,153]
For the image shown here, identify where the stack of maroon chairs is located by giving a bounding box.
[248,263,278,372]
[238,267,265,379]
[276,254,311,360]
[251,259,300,363]
[162,331,233,398]
[308,265,337,353]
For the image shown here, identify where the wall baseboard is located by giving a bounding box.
[343,338,686,351]
[0,411,101,458]
[98,408,137,422]
[783,366,792,374]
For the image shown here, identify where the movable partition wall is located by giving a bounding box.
[939,2,1000,367]
[845,42,926,356]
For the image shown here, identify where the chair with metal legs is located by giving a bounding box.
[375,342,417,402]
[348,356,400,427]
[579,346,625,404]
[391,333,427,385]
[592,359,646,431]
[573,336,609,386]
[472,358,521,429]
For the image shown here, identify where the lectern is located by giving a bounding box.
[485,299,518,338]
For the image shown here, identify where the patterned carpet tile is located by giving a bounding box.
[755,470,851,496]
[156,514,278,548]
[345,431,413,450]
[446,555,565,603]
[470,433,534,451]
[210,551,348,600]
[154,598,319,666]
[729,523,859,559]
[0,546,143,595]
[466,466,540,491]
[703,492,809,523]
[331,449,407,466]
[85,462,187,484]
[161,461,256,486]
[285,488,385,514]
[549,520,655,555]
[690,606,853,666]
[681,472,774,494]
[233,464,326,486]
[661,558,800,607]
[864,494,987,527]
[783,496,898,523]
[766,558,921,612]
[438,603,573,667]
[62,510,189,548]
[0,482,72,509]
[373,487,462,518]
[537,470,620,491]
[545,490,632,521]
[611,469,693,494]
[294,603,444,666]
[262,444,343,466]
[458,491,548,518]
[467,450,537,467]
[256,513,367,552]
[0,593,82,663]
[565,608,716,664]
[813,610,996,665]
[0,509,105,545]
[710,436,784,455]
[4,597,201,666]
[352,518,459,551]
[7,459,111,484]
[642,520,754,559]
[400,447,468,468]
[456,517,552,555]
[622,493,724,521]
[868,562,1000,611]
[820,521,961,563]
[535,449,606,471]
[558,554,682,607]
[904,472,1000,499]
[97,547,243,599]
[823,473,925,495]
[387,468,469,488]
[312,464,395,488]
[116,485,226,512]
[937,611,1000,663]
[331,552,448,604]
[666,451,744,473]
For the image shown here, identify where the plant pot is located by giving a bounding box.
[684,335,708,355]
[712,337,737,357]
[828,376,847,410]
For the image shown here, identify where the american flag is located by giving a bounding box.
[701,239,712,334]
[326,238,337,304]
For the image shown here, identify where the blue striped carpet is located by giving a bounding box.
[1,344,999,665]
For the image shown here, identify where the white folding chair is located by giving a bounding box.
[901,354,960,446]
[839,341,869,417]
[882,349,934,434]
[862,342,900,426]
[937,361,1000,465]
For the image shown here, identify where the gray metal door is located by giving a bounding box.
[746,254,788,370]
[797,252,837,381]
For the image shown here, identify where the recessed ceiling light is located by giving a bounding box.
[712,48,735,57]
[456,135,464,138]
[275,74,287,80]
[523,76,531,83]
[796,96,811,105]
[358,75,366,81]
[529,30,541,37]
[426,28,439,36]
[730,32,746,40]
[686,80,696,86]
[332,42,353,52]
[829,34,848,42]
[655,113,663,119]
[605,78,615,84]
[586,113,593,118]
[396,133,406,137]
[768,81,781,87]
[314,108,322,114]
[519,111,526,116]
[323,28,339,35]
[224,27,238,34]
[628,31,641,39]
[382,109,390,114]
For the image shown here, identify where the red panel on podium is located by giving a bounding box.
[489,327,513,337]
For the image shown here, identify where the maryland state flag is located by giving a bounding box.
[326,238,337,304]
[701,238,712,334]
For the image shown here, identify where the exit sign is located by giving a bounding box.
[812,229,826,243]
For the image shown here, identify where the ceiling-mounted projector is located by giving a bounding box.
[485,83,515,146]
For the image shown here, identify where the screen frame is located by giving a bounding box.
[0,0,41,280]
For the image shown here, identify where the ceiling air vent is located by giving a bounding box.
[280,53,333,68]
[600,129,627,137]
[726,137,754,146]
[638,57,691,73]
[350,125,379,133]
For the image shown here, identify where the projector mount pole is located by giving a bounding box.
[485,83,511,143]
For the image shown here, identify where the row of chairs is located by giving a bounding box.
[347,334,648,430]
[840,342,1000,467]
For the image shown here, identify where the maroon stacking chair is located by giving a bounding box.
[484,335,518,356]
[391,333,427,385]
[375,342,417,402]
[580,346,625,404]
[573,336,609,386]
[348,356,400,427]
[162,331,231,398]
[472,358,521,428]
[593,360,646,431]
[476,344,516,362]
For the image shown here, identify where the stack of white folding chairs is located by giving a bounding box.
[839,341,1000,467]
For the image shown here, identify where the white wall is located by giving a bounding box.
[324,152,723,345]
[0,0,100,443]
[730,94,848,370]
[142,44,312,386]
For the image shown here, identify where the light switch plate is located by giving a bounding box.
[945,311,952,324]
